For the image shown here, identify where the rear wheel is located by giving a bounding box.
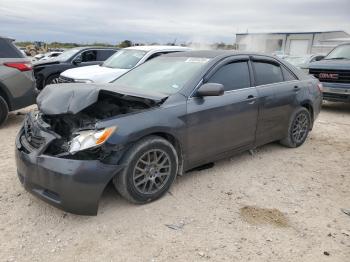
[280,107,311,148]
[0,96,9,126]
[113,136,178,204]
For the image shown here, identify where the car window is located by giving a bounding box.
[102,49,147,69]
[0,38,24,58]
[282,67,297,81]
[253,61,284,85]
[96,49,116,61]
[207,61,251,91]
[81,50,97,62]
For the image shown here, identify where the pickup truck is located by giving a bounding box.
[308,43,350,102]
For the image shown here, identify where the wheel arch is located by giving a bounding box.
[0,82,13,110]
[45,72,61,86]
[300,100,314,129]
[134,131,185,175]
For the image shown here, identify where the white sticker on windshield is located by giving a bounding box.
[185,58,210,63]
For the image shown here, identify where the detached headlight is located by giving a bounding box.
[74,79,94,83]
[69,126,117,154]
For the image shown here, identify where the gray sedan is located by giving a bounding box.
[15,51,322,215]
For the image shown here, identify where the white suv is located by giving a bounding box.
[59,45,191,84]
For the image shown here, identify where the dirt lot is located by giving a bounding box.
[0,102,349,262]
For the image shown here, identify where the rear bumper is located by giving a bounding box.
[15,129,122,215]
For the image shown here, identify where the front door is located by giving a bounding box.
[186,59,259,165]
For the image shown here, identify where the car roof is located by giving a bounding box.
[165,50,302,60]
[125,45,191,52]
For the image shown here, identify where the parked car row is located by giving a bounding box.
[1,35,347,215]
[59,45,191,84]
[33,46,119,89]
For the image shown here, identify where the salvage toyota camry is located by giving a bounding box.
[15,51,322,215]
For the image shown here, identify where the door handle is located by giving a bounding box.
[294,85,301,91]
[246,95,256,104]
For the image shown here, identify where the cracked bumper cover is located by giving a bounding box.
[15,130,123,216]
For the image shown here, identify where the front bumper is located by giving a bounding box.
[322,82,350,102]
[15,128,123,215]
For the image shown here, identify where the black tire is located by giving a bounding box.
[0,96,9,127]
[45,74,60,86]
[113,136,178,204]
[280,107,311,148]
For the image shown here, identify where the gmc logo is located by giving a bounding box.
[319,73,339,80]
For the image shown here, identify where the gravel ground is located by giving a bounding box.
[0,102,349,262]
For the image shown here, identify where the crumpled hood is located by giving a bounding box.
[37,83,167,115]
[61,65,129,83]
[308,59,350,70]
[33,59,60,67]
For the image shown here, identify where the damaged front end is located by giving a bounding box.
[15,83,167,215]
[33,84,165,161]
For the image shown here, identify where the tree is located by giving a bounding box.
[119,40,133,48]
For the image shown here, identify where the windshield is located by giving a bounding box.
[325,45,350,60]
[103,49,147,69]
[55,48,80,61]
[112,56,210,95]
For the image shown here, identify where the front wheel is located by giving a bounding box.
[280,107,311,148]
[113,136,178,204]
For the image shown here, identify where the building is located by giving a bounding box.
[235,31,350,55]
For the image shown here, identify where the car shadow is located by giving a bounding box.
[97,143,284,215]
[321,101,350,113]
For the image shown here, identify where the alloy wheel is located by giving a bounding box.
[291,112,309,144]
[133,149,171,194]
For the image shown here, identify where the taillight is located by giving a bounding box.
[317,82,323,92]
[4,62,32,72]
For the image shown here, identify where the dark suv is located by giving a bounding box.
[309,43,350,102]
[33,47,118,90]
[0,36,36,125]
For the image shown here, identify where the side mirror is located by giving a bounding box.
[196,83,224,97]
[73,55,82,64]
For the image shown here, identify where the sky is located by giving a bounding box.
[1,0,350,44]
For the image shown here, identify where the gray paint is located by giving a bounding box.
[16,50,322,215]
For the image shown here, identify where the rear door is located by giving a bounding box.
[251,56,300,144]
[186,56,259,164]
